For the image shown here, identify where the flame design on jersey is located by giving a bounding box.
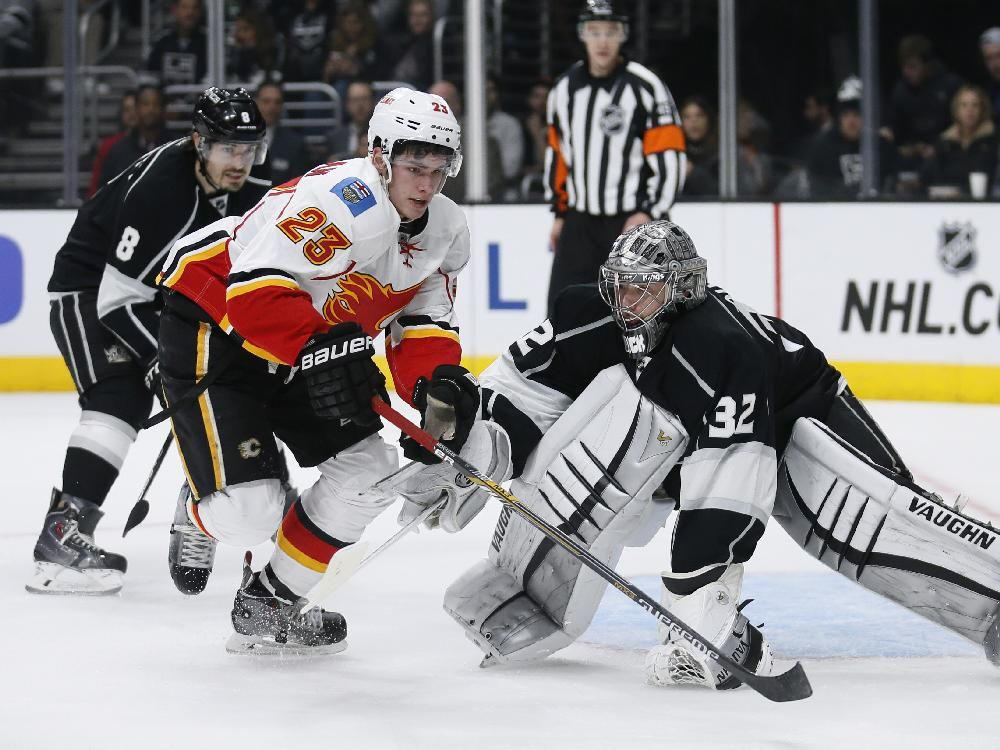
[322,272,420,333]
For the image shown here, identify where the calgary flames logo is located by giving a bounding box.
[322,273,420,333]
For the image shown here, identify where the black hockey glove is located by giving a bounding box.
[402,364,481,464]
[298,322,386,426]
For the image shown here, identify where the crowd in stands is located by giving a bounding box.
[6,0,1000,203]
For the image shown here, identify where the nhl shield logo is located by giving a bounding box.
[937,221,977,274]
[599,104,625,135]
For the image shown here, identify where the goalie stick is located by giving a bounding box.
[371,398,813,703]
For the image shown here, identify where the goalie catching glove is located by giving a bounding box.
[402,364,481,464]
[385,420,513,533]
[298,322,386,426]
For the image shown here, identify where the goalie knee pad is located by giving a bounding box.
[644,564,775,690]
[444,365,688,664]
[775,417,1000,649]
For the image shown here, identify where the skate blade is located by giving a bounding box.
[225,632,347,657]
[25,562,123,596]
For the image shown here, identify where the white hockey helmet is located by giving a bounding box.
[599,221,707,359]
[367,87,463,180]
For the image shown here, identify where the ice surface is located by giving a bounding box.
[2,394,998,749]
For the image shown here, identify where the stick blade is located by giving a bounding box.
[746,660,812,703]
[122,499,150,537]
[296,542,370,614]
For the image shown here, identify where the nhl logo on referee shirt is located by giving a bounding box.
[937,221,976,274]
[599,104,625,135]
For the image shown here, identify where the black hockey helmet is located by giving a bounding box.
[578,0,629,38]
[192,86,267,164]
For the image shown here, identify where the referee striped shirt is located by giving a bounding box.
[544,59,686,218]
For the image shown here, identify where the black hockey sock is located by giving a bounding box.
[261,563,301,602]
[61,447,119,507]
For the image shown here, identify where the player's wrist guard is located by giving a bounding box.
[298,322,386,426]
[402,364,480,464]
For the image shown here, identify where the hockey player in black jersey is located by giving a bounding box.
[28,87,271,596]
[424,219,1000,688]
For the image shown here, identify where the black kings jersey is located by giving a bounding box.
[48,138,270,362]
[481,283,842,526]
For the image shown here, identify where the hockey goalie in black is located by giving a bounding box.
[29,87,271,596]
[399,220,1000,689]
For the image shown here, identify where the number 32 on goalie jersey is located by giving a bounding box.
[708,393,757,439]
[276,207,352,265]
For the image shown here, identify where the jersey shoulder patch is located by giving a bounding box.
[331,176,377,217]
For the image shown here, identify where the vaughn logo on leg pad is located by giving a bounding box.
[300,335,374,370]
[908,497,996,550]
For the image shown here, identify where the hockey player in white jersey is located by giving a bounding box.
[396,219,1000,688]
[156,88,480,653]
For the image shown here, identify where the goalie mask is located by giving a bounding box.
[599,221,707,359]
[368,87,462,187]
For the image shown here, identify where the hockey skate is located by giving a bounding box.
[226,556,348,656]
[645,600,775,690]
[26,488,127,595]
[168,483,218,595]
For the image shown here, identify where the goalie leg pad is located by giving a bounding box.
[774,417,1000,646]
[446,365,688,662]
[443,559,570,665]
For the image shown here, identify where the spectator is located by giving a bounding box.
[737,98,773,196]
[520,78,551,177]
[227,9,282,88]
[886,35,962,171]
[146,0,207,87]
[281,0,334,83]
[486,72,525,201]
[98,85,171,189]
[428,79,505,202]
[323,1,379,99]
[806,76,895,199]
[922,84,997,197]
[980,27,1000,120]
[327,79,375,160]
[88,91,138,197]
[256,81,312,186]
[679,95,719,196]
[793,85,834,158]
[0,0,38,135]
[378,0,435,91]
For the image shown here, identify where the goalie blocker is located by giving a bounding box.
[775,417,1000,655]
[444,366,687,665]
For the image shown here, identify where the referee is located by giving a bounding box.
[545,0,686,314]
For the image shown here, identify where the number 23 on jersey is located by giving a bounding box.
[276,207,352,265]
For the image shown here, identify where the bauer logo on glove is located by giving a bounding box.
[297,322,386,425]
[299,334,375,371]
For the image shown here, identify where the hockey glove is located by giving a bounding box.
[395,420,513,533]
[402,364,481,464]
[298,322,386,426]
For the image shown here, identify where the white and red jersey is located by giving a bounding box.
[160,157,470,404]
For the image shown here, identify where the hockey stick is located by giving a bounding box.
[372,398,813,703]
[122,432,174,537]
[296,497,447,614]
